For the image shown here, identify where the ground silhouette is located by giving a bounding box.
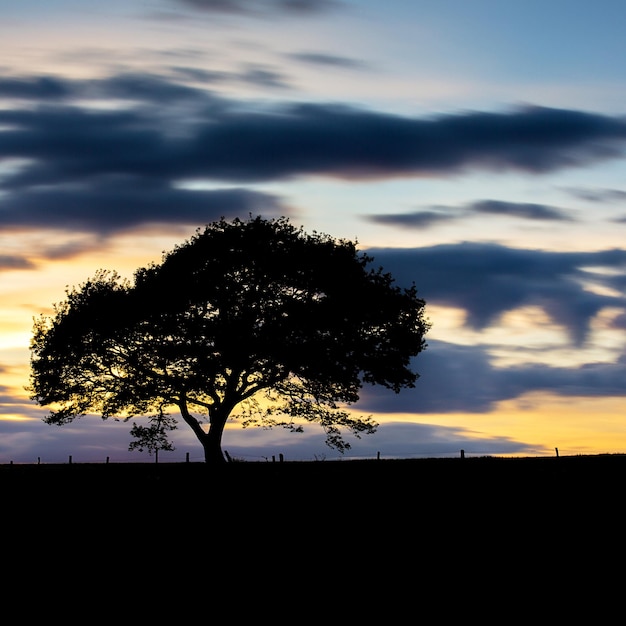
[3,454,624,522]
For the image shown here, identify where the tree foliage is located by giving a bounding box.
[29,216,430,463]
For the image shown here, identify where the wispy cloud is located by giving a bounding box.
[563,187,626,203]
[171,0,342,16]
[469,199,573,221]
[367,199,574,230]
[0,255,35,271]
[287,51,370,70]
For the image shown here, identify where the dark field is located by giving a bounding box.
[3,454,625,523]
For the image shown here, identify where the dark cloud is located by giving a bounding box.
[470,199,573,221]
[0,180,287,235]
[178,104,626,181]
[368,210,458,228]
[368,243,626,344]
[0,76,71,101]
[2,81,626,186]
[0,71,275,106]
[367,199,572,230]
[359,340,509,414]
[356,340,626,415]
[172,0,341,16]
[3,72,626,237]
[0,72,222,106]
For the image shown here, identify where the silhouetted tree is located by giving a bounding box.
[29,216,430,463]
[128,411,176,463]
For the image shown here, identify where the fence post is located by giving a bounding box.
[186,452,190,463]
[460,449,465,459]
[69,455,72,465]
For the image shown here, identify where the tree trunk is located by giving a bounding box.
[178,395,228,464]
[203,424,227,464]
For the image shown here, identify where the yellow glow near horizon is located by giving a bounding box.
[370,392,626,457]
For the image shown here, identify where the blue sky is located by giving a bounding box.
[2,0,626,463]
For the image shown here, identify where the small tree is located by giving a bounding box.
[29,216,430,463]
[128,411,176,463]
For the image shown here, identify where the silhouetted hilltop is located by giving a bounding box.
[3,454,625,518]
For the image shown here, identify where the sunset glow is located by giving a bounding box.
[2,0,626,463]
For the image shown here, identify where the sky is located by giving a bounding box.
[2,0,626,463]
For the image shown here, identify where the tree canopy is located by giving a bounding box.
[29,215,430,463]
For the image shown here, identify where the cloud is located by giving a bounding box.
[3,80,626,185]
[563,187,626,203]
[368,243,626,344]
[0,407,541,463]
[0,72,228,106]
[348,421,541,458]
[238,65,291,89]
[95,73,216,104]
[357,340,510,414]
[172,0,341,16]
[0,180,288,235]
[356,340,626,415]
[469,199,573,221]
[287,52,370,70]
[0,255,35,271]
[3,337,621,463]
[368,210,459,228]
[178,104,626,181]
[3,72,626,237]
[366,199,573,230]
[222,419,541,460]
[0,76,71,101]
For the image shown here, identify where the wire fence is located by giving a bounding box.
[1,446,566,465]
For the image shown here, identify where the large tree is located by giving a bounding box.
[29,216,429,463]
